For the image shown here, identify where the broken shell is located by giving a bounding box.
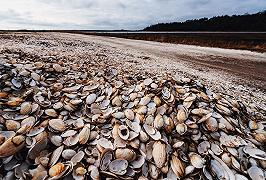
[118,125,129,140]
[49,163,65,177]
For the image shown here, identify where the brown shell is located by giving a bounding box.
[152,141,167,168]
[170,154,185,178]
[49,163,65,177]
[0,135,25,158]
[115,148,136,162]
[20,102,32,115]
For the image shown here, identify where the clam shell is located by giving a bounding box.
[52,64,63,72]
[63,134,79,146]
[177,105,188,123]
[53,102,63,110]
[131,155,145,169]
[115,148,136,162]
[49,119,66,132]
[125,109,134,120]
[139,96,151,106]
[45,109,58,117]
[50,135,63,146]
[170,154,185,178]
[100,149,113,171]
[79,124,90,144]
[149,163,159,179]
[247,166,265,180]
[139,130,149,142]
[153,114,164,129]
[108,159,128,175]
[49,163,65,177]
[97,138,114,152]
[62,149,76,160]
[243,146,266,160]
[205,117,218,132]
[0,135,25,158]
[176,123,187,135]
[71,151,85,166]
[112,112,125,119]
[152,141,166,168]
[20,102,32,115]
[5,120,20,131]
[49,145,64,166]
[144,78,153,86]
[189,152,205,168]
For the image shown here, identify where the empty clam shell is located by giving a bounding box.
[52,64,63,72]
[79,124,90,144]
[20,102,32,115]
[247,166,265,180]
[170,154,185,179]
[243,146,266,160]
[189,152,205,168]
[71,151,85,166]
[108,159,128,175]
[49,145,64,166]
[0,135,25,158]
[115,148,136,162]
[97,138,114,152]
[45,109,58,117]
[62,149,76,160]
[125,109,134,120]
[176,123,187,135]
[49,119,66,132]
[177,105,188,123]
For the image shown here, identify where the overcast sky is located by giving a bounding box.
[0,0,265,30]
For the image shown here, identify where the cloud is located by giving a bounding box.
[0,0,265,30]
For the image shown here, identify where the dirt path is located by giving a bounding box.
[86,35,266,87]
[0,32,265,108]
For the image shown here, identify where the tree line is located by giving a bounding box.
[143,11,266,31]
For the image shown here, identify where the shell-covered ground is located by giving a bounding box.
[0,32,265,180]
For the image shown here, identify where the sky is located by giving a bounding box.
[0,0,265,30]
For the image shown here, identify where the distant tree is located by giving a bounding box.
[143,11,266,31]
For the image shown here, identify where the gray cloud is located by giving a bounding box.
[0,0,265,30]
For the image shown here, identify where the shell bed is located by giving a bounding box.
[0,59,265,180]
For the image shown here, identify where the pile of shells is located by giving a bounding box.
[0,57,265,180]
